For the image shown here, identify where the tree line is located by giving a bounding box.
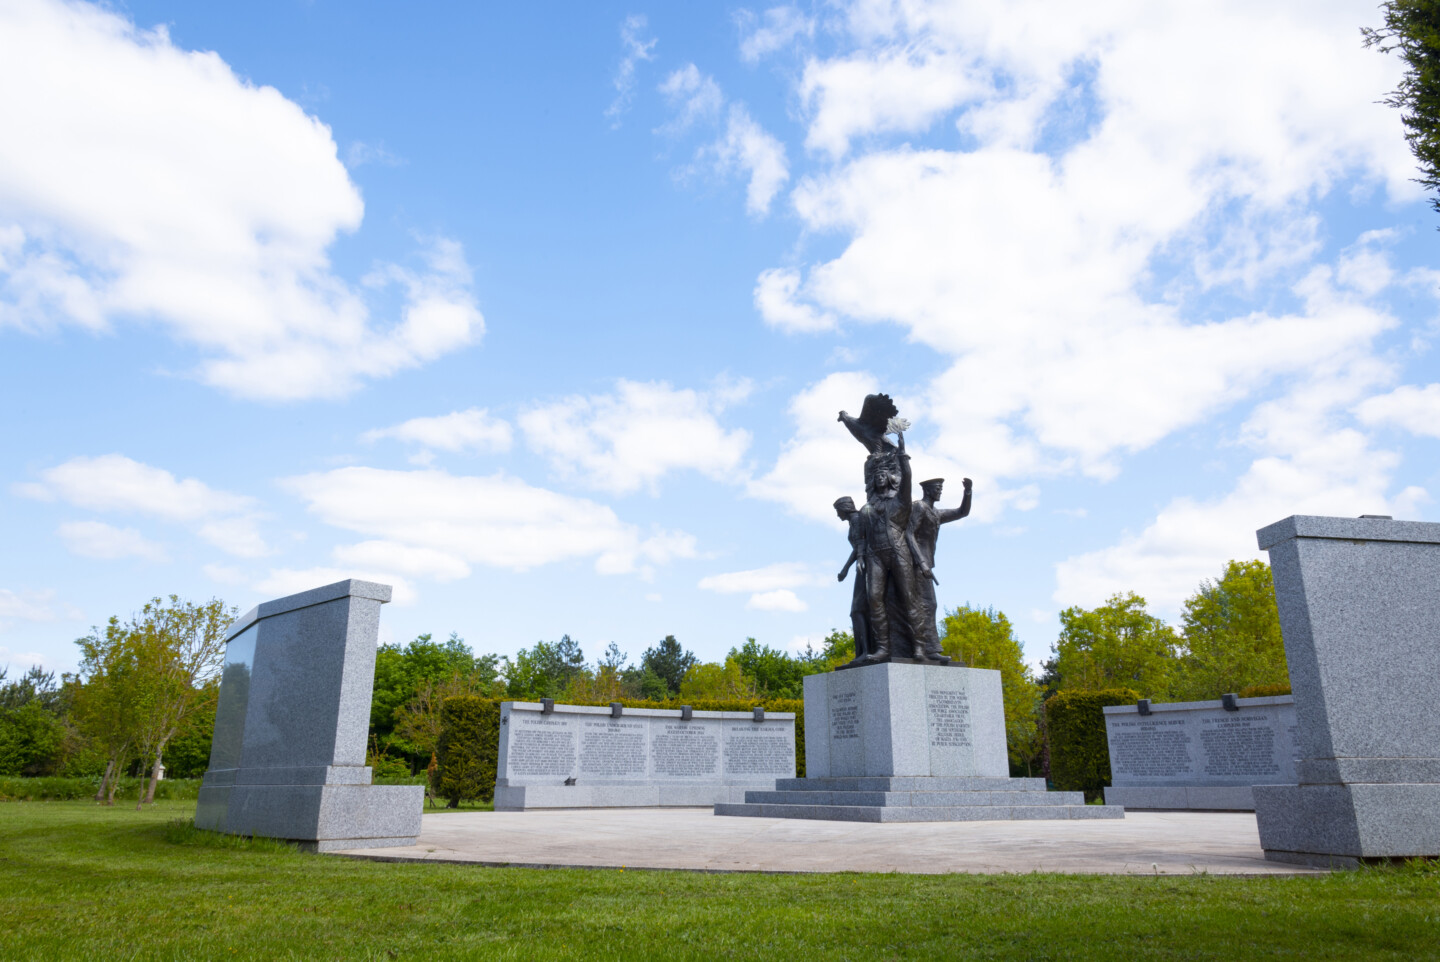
[1,558,1288,793]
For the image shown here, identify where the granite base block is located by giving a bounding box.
[198,783,422,846]
[715,775,1116,822]
[714,802,1123,822]
[1254,783,1440,860]
[496,783,766,810]
[1103,784,1257,811]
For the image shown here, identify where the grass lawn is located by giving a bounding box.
[1,801,1437,961]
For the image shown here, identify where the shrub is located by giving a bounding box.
[435,696,499,806]
[1238,682,1292,698]
[0,775,201,802]
[1045,688,1140,799]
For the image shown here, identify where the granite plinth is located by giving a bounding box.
[718,663,1109,822]
[196,579,422,848]
[1252,515,1440,864]
[494,702,795,810]
[802,661,1007,778]
[1101,695,1297,811]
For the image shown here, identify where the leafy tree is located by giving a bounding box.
[72,618,147,804]
[372,633,482,747]
[639,635,696,696]
[125,596,234,807]
[1173,560,1288,700]
[1364,1,1440,215]
[0,667,69,776]
[1050,593,1179,698]
[939,606,1043,774]
[161,681,218,779]
[678,659,755,700]
[504,635,587,699]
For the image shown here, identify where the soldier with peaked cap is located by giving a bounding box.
[834,495,872,665]
[906,477,973,659]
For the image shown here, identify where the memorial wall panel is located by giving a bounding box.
[1103,695,1298,810]
[494,702,796,810]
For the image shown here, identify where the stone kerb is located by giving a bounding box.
[1253,514,1440,867]
[1102,695,1297,810]
[494,701,796,810]
[195,579,422,851]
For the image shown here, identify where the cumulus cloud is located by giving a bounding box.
[520,379,752,495]
[747,589,807,612]
[0,588,75,624]
[254,567,418,606]
[747,0,1428,607]
[0,0,483,400]
[282,466,697,577]
[737,6,814,63]
[698,561,823,613]
[15,454,268,557]
[606,14,658,125]
[658,64,724,134]
[1356,384,1440,439]
[362,408,514,458]
[57,520,168,562]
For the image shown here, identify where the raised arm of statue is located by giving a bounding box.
[896,432,912,521]
[937,478,973,524]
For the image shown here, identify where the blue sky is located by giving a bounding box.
[3,0,1438,675]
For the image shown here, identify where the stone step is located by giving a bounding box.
[773,776,1047,793]
[743,789,1084,807]
[714,802,1125,822]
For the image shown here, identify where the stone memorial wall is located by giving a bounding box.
[494,702,795,810]
[1103,695,1297,810]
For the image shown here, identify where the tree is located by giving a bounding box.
[125,596,234,807]
[0,667,69,776]
[1050,593,1179,698]
[1364,1,1440,215]
[504,636,587,699]
[372,632,482,751]
[939,606,1043,774]
[72,617,147,804]
[393,667,501,770]
[640,636,696,696]
[1174,560,1288,700]
[678,659,756,700]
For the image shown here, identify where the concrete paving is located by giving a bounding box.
[333,808,1325,875]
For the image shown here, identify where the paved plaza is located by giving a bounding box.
[335,808,1324,875]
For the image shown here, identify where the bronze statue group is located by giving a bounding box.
[834,394,971,667]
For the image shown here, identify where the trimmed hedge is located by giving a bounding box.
[0,776,202,802]
[435,696,500,806]
[1044,688,1140,799]
[435,696,806,805]
[1238,682,1292,698]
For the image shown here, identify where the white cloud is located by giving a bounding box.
[737,6,814,63]
[57,520,168,562]
[1055,358,1430,614]
[709,105,789,216]
[1356,384,1440,439]
[755,267,836,333]
[254,567,417,606]
[606,14,657,125]
[282,466,697,577]
[16,454,269,558]
[0,588,72,624]
[520,379,752,495]
[658,65,789,217]
[658,64,724,134]
[362,408,514,454]
[0,0,483,400]
[345,141,404,168]
[202,563,247,585]
[697,562,821,594]
[332,540,471,582]
[747,589,807,612]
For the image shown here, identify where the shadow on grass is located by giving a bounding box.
[159,817,304,855]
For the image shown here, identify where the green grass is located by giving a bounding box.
[1,801,1437,961]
